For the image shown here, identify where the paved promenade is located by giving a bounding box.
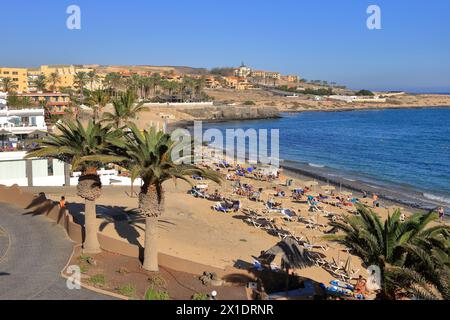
[0,204,113,300]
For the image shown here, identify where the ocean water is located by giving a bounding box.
[202,108,450,209]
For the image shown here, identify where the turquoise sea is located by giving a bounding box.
[203,108,450,211]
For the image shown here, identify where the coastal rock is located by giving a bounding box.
[179,105,280,121]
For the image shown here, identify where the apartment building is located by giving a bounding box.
[28,65,97,92]
[18,92,71,114]
[0,67,29,92]
[251,70,281,80]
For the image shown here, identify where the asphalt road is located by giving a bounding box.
[0,203,114,300]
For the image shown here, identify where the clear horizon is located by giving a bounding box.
[1,0,450,92]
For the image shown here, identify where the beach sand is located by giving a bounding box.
[25,163,441,288]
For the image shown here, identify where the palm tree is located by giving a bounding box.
[26,120,124,254]
[39,100,53,133]
[111,124,223,271]
[74,71,89,101]
[103,72,123,97]
[326,205,449,300]
[1,78,19,92]
[86,90,110,122]
[102,90,148,128]
[34,75,47,92]
[87,70,99,91]
[49,72,61,93]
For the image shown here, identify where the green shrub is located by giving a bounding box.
[144,287,170,300]
[148,274,167,288]
[191,293,209,300]
[117,284,136,298]
[79,264,89,274]
[88,274,106,287]
[243,100,256,105]
[78,255,92,263]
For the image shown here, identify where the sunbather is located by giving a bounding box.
[353,276,368,295]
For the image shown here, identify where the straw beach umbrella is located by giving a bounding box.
[260,238,317,270]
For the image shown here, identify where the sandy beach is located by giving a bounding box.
[25,156,445,289]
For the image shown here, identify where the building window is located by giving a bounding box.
[13,78,18,81]
[12,72,18,75]
[47,159,54,176]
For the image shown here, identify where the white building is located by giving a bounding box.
[234,62,252,78]
[0,92,47,147]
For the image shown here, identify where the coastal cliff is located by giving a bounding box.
[177,105,280,121]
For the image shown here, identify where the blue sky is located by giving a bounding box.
[1,0,449,92]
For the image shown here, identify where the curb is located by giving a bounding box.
[60,244,129,300]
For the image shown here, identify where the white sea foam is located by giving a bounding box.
[308,163,325,168]
[423,193,450,205]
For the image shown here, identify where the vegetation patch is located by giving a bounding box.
[116,284,136,298]
[88,274,106,287]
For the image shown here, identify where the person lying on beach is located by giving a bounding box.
[354,276,368,295]
[208,190,223,201]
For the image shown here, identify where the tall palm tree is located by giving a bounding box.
[34,75,47,92]
[103,72,123,97]
[102,90,148,128]
[150,73,161,97]
[86,90,110,122]
[111,124,223,271]
[326,205,449,300]
[49,72,61,93]
[87,70,99,91]
[39,100,53,133]
[26,120,124,254]
[194,77,206,100]
[74,71,89,101]
[1,78,19,92]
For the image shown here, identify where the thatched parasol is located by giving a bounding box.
[259,238,319,270]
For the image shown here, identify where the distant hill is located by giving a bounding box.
[93,65,208,75]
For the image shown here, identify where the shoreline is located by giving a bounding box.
[168,107,450,216]
[281,160,449,215]
[168,105,450,129]
[278,104,450,114]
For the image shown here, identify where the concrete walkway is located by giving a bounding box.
[0,204,113,300]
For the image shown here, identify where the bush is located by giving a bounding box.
[148,274,167,288]
[144,287,170,300]
[88,274,106,287]
[117,284,136,298]
[243,100,256,105]
[191,293,209,300]
[355,89,374,96]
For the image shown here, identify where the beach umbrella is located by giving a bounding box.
[260,238,317,270]
[29,129,48,139]
[340,191,353,196]
[321,185,335,191]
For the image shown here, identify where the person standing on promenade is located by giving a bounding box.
[59,196,66,208]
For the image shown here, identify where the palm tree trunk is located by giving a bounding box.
[143,216,159,271]
[83,198,101,254]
